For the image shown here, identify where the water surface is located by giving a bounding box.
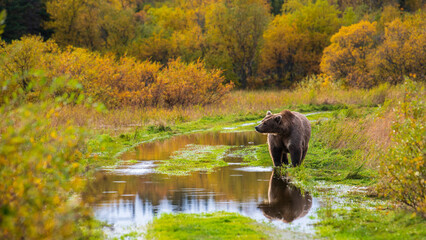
[85,131,319,235]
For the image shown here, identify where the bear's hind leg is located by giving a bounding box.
[290,147,302,167]
[301,147,308,162]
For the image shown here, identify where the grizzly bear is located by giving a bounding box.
[255,110,311,167]
[258,171,312,223]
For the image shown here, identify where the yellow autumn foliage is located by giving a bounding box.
[378,79,426,216]
[157,58,234,107]
[0,36,232,108]
[321,11,425,88]
[373,14,426,84]
[320,21,377,88]
[0,75,101,239]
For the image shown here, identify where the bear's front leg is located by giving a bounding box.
[290,147,302,167]
[282,153,289,165]
[270,146,283,167]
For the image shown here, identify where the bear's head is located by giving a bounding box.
[255,111,283,134]
[255,110,292,134]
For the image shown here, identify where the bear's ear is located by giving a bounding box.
[274,115,282,124]
[266,111,272,116]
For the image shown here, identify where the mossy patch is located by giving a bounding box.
[316,207,426,240]
[155,145,230,176]
[232,144,272,167]
[144,212,271,240]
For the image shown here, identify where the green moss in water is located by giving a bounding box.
[232,144,273,167]
[155,145,230,176]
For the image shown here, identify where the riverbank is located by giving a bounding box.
[84,104,424,239]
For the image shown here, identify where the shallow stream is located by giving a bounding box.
[85,130,321,236]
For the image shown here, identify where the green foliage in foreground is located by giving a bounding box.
[378,79,425,216]
[316,207,426,240]
[145,212,270,240]
[0,75,103,239]
[155,145,230,175]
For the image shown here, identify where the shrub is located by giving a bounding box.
[378,79,425,216]
[1,37,232,108]
[0,75,101,239]
[156,58,233,107]
[0,36,59,103]
[49,48,162,107]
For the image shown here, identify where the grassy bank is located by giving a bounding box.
[316,207,426,239]
[144,212,273,240]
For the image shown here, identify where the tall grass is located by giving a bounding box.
[53,83,402,133]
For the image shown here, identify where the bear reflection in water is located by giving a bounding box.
[258,171,312,223]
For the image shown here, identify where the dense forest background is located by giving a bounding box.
[1,0,424,92]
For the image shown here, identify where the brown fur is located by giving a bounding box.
[255,110,311,167]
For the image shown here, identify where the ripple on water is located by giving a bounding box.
[110,161,157,175]
[233,166,273,172]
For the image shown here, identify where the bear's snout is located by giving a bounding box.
[255,125,262,133]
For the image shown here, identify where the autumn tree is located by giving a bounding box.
[205,0,270,88]
[373,14,426,84]
[46,0,103,49]
[157,58,233,107]
[130,3,206,63]
[259,0,340,87]
[130,31,176,64]
[320,21,378,88]
[100,7,137,55]
[259,15,304,87]
[377,4,401,31]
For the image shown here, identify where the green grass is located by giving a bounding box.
[155,145,230,175]
[316,207,426,240]
[144,212,271,240]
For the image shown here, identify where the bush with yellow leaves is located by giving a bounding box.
[378,79,425,216]
[0,75,102,239]
[0,36,232,108]
[156,58,234,107]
